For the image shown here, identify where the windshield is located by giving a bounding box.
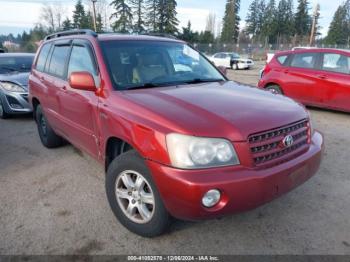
[0,56,34,73]
[230,53,240,59]
[100,40,226,90]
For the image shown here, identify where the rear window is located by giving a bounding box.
[276,55,288,65]
[291,53,317,69]
[36,43,51,72]
[47,45,71,78]
[0,56,34,73]
[322,53,350,74]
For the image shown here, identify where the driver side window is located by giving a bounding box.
[67,45,97,79]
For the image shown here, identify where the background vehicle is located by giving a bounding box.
[209,52,254,70]
[258,48,350,113]
[0,48,5,53]
[0,53,34,119]
[29,30,323,237]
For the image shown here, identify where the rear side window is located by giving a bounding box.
[291,53,317,69]
[47,45,71,78]
[322,53,350,74]
[276,55,288,65]
[36,43,51,72]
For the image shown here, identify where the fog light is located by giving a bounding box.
[202,189,221,208]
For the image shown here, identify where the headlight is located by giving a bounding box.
[166,133,240,169]
[0,82,26,93]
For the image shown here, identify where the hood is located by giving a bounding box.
[122,81,308,141]
[0,72,30,89]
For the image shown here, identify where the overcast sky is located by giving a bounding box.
[0,0,341,37]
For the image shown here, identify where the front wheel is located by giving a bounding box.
[266,85,283,95]
[106,150,171,237]
[232,63,239,70]
[0,99,10,119]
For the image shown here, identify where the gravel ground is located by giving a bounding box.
[0,62,349,255]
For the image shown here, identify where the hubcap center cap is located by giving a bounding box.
[132,191,140,200]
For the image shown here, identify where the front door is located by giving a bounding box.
[58,40,100,158]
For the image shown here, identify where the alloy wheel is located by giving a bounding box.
[115,170,155,224]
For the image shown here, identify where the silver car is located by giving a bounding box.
[0,53,34,119]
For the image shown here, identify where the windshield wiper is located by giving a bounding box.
[184,78,224,84]
[126,82,163,90]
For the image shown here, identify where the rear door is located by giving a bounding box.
[43,41,71,131]
[318,51,350,111]
[58,39,100,157]
[282,52,322,105]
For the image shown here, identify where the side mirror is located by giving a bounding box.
[217,66,227,76]
[69,72,96,91]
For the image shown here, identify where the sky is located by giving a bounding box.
[0,0,342,37]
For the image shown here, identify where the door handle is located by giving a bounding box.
[318,75,327,79]
[39,76,45,82]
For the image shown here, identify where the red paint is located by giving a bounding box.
[259,48,350,113]
[29,34,324,220]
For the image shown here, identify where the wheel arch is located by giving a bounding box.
[31,97,40,121]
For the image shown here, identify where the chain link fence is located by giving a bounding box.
[194,43,350,61]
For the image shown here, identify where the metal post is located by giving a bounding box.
[92,0,97,32]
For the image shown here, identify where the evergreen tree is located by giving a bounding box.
[180,21,197,42]
[110,0,133,33]
[146,0,159,32]
[325,2,350,45]
[246,0,265,39]
[221,0,241,43]
[96,13,104,33]
[294,0,312,41]
[73,0,88,29]
[275,0,295,43]
[62,18,73,31]
[162,0,179,34]
[261,0,277,43]
[131,0,146,33]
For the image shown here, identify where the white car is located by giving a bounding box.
[209,52,254,70]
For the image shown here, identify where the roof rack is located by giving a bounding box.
[141,32,178,40]
[44,29,98,41]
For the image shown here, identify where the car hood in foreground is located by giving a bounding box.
[122,81,308,141]
[0,72,30,89]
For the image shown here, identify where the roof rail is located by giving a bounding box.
[141,32,178,40]
[44,29,98,41]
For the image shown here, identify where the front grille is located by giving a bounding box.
[248,120,310,168]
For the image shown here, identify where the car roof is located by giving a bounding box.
[97,33,183,43]
[0,53,35,57]
[276,48,350,56]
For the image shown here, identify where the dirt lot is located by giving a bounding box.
[1,62,350,255]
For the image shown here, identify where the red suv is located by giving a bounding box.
[259,48,350,113]
[29,30,324,237]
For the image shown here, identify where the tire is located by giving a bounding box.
[232,63,239,70]
[106,150,171,237]
[35,105,63,148]
[266,85,283,95]
[0,99,10,119]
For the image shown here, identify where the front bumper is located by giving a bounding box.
[0,90,32,114]
[147,131,323,220]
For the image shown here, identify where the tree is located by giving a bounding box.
[294,0,312,42]
[199,31,215,44]
[110,0,133,33]
[261,0,278,43]
[40,4,66,32]
[274,0,294,44]
[309,3,321,45]
[221,0,241,43]
[96,13,104,33]
[62,18,73,31]
[158,0,179,34]
[325,2,350,45]
[131,0,146,33]
[245,0,265,40]
[73,0,89,29]
[146,0,159,32]
[205,13,216,36]
[179,21,199,43]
